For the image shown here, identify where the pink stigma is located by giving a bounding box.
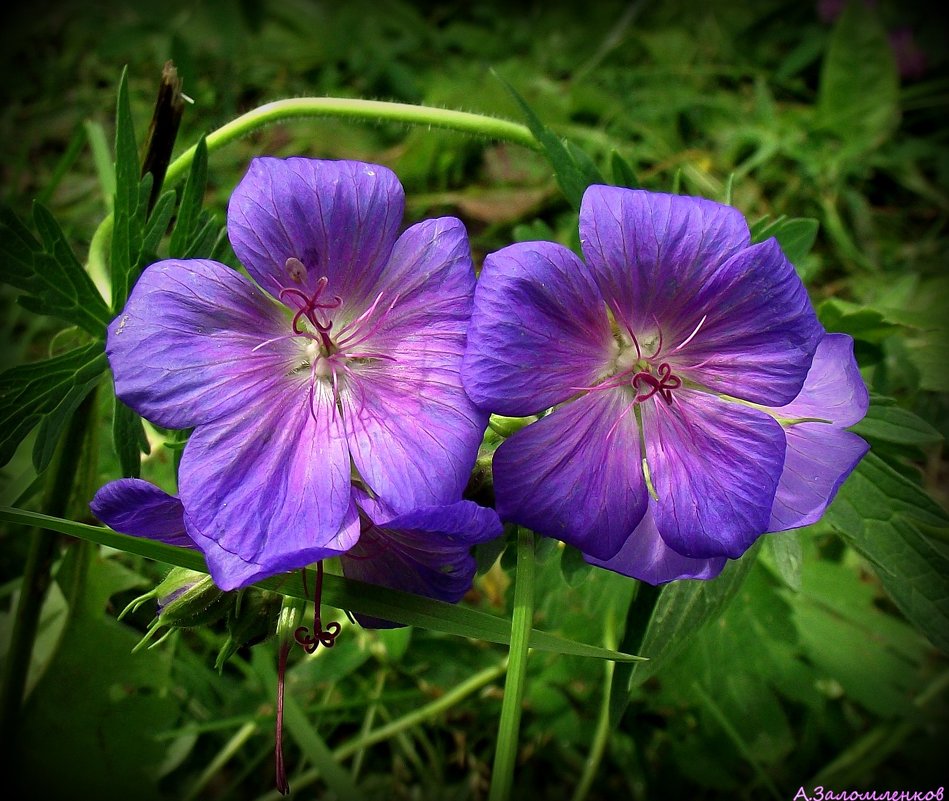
[631,362,681,404]
[279,266,342,350]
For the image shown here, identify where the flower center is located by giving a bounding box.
[631,361,681,405]
[279,260,342,352]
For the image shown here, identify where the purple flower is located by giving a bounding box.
[91,479,501,625]
[462,186,869,584]
[106,158,486,590]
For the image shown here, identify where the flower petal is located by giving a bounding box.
[178,380,356,590]
[462,241,614,416]
[107,259,297,429]
[341,493,502,628]
[585,503,726,584]
[493,390,648,560]
[642,390,786,559]
[90,479,195,548]
[339,219,486,509]
[579,186,750,339]
[227,158,404,316]
[771,333,869,426]
[768,425,869,532]
[666,239,823,405]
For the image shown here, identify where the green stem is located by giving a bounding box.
[87,97,538,274]
[571,606,618,801]
[166,98,538,186]
[0,387,99,748]
[489,527,536,801]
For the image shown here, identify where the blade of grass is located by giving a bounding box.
[488,527,536,801]
[0,507,645,663]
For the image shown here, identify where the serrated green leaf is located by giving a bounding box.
[0,204,112,335]
[0,342,108,468]
[610,544,760,724]
[816,0,899,151]
[168,136,208,258]
[496,74,588,209]
[750,215,820,267]
[0,507,645,663]
[826,453,949,652]
[852,398,942,446]
[818,298,902,343]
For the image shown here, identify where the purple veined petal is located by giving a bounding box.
[642,389,786,559]
[768,425,869,532]
[226,158,404,317]
[179,379,356,591]
[462,241,615,416]
[585,503,727,584]
[578,186,751,340]
[493,389,648,561]
[191,500,360,592]
[90,478,195,549]
[107,259,298,429]
[665,238,823,406]
[771,333,869,426]
[337,218,486,510]
[339,362,486,511]
[341,492,502,628]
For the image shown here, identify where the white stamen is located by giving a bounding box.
[672,314,708,353]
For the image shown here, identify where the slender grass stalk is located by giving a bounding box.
[571,606,618,801]
[0,387,99,750]
[488,527,536,801]
[184,720,258,801]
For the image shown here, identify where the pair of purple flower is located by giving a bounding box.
[92,157,868,609]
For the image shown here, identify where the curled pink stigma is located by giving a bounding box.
[631,362,681,404]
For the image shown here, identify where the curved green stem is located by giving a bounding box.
[166,98,538,187]
[489,527,536,801]
[88,96,538,280]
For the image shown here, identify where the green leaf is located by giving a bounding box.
[818,298,903,344]
[816,0,899,151]
[852,397,943,446]
[763,531,803,592]
[140,189,176,260]
[0,342,108,469]
[0,205,112,335]
[0,507,645,664]
[111,67,142,310]
[18,549,179,799]
[610,544,760,724]
[826,453,949,652]
[749,215,820,267]
[496,74,589,209]
[610,150,638,188]
[112,397,150,478]
[168,136,209,258]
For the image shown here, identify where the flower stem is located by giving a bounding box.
[87,96,538,288]
[0,386,99,749]
[570,605,618,801]
[488,526,536,801]
[166,97,538,187]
